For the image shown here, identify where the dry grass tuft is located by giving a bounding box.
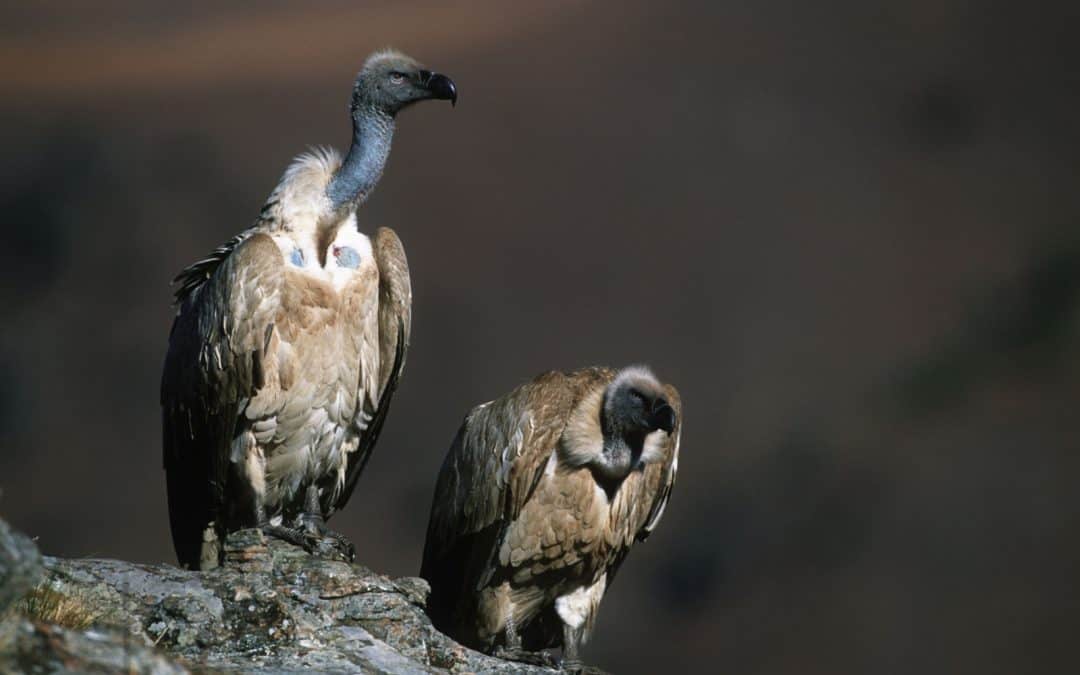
[18,585,100,630]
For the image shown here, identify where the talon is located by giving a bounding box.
[261,521,355,562]
[561,658,584,674]
[493,646,557,668]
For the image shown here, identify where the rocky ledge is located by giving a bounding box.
[0,518,560,674]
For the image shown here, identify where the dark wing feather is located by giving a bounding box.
[333,226,412,512]
[638,384,682,541]
[161,233,284,569]
[172,192,282,304]
[171,230,252,304]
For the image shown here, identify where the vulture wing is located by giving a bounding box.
[605,384,682,589]
[639,384,682,541]
[170,188,281,304]
[161,233,285,569]
[332,226,412,513]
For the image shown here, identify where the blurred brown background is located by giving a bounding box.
[1,1,1078,673]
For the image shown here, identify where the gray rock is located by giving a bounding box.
[1,515,44,659]
[0,516,42,614]
[7,619,187,674]
[0,523,566,674]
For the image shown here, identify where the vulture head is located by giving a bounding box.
[595,366,677,485]
[352,49,458,115]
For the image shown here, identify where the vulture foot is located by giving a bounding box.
[492,646,558,668]
[261,522,356,563]
[559,659,603,674]
[560,658,584,673]
[311,525,356,563]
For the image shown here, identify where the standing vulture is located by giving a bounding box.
[421,366,681,670]
[162,50,456,570]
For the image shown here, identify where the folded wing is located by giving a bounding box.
[332,227,412,514]
[161,233,285,569]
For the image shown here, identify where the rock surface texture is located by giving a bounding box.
[0,519,563,674]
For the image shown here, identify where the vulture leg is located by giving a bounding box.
[259,486,355,562]
[493,613,557,668]
[298,484,356,562]
[248,486,311,551]
[560,622,586,673]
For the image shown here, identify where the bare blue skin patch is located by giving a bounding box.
[290,248,306,267]
[334,246,361,269]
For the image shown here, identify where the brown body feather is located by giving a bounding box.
[421,367,681,653]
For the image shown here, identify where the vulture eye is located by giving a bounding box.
[388,72,406,85]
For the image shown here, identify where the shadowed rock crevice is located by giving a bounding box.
[0,519,562,673]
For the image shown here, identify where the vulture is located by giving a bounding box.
[161,50,456,570]
[421,366,682,670]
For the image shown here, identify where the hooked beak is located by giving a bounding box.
[649,399,676,434]
[423,71,457,106]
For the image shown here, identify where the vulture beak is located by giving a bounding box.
[649,399,676,433]
[424,71,458,106]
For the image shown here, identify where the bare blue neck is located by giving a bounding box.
[326,105,395,210]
